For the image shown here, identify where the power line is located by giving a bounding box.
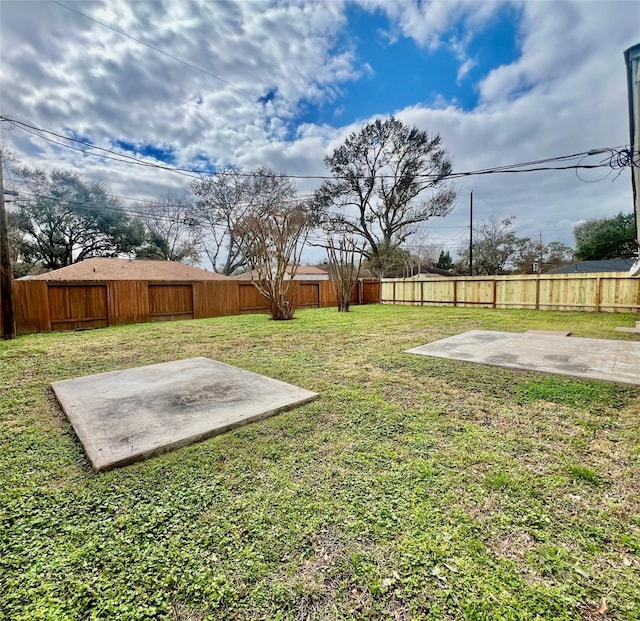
[7,183,471,230]
[12,193,182,224]
[7,190,569,254]
[3,117,205,180]
[11,186,315,209]
[2,115,627,183]
[51,1,262,101]
[10,189,317,232]
[10,189,469,245]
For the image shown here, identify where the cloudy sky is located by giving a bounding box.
[1,0,638,265]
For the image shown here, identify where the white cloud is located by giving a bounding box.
[1,0,638,263]
[456,57,477,84]
[1,0,355,157]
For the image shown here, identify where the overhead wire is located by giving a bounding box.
[8,191,568,255]
[9,190,469,251]
[9,188,317,233]
[3,117,206,180]
[2,116,629,183]
[12,192,185,224]
[51,1,262,101]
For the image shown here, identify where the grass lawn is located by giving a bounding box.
[1,305,639,621]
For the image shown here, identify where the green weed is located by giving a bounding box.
[1,305,638,620]
[568,464,606,487]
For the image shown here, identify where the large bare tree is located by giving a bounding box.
[189,168,254,275]
[314,116,456,273]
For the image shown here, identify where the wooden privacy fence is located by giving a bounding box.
[382,273,640,313]
[3,278,381,336]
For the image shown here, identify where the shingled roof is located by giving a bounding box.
[547,258,635,274]
[27,258,229,281]
[233,265,331,280]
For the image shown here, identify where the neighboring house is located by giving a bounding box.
[547,258,636,274]
[288,266,331,280]
[385,266,457,279]
[356,268,378,280]
[233,265,331,281]
[23,257,230,281]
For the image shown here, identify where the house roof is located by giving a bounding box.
[233,265,331,280]
[27,258,229,281]
[547,258,636,274]
[295,265,331,275]
[385,265,457,278]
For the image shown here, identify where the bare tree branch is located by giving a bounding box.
[315,235,365,312]
[134,193,202,263]
[189,167,255,275]
[234,173,312,320]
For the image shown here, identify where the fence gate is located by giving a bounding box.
[48,284,109,331]
[148,284,194,322]
[361,280,381,304]
[299,282,320,308]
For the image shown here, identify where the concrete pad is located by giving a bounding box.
[406,330,640,386]
[52,357,318,472]
[525,330,571,337]
[615,321,640,334]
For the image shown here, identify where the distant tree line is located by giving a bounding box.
[453,216,573,276]
[450,212,636,276]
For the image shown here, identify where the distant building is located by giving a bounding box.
[385,265,457,279]
[22,257,230,281]
[547,258,635,274]
[233,265,331,281]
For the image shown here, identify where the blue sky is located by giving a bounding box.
[1,0,638,266]
[113,139,177,166]
[296,3,523,127]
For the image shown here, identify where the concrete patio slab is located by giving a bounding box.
[614,327,640,334]
[52,357,318,472]
[406,330,640,386]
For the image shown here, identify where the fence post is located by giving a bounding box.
[595,277,601,313]
[106,282,112,327]
[492,278,497,308]
[393,281,396,305]
[421,280,424,306]
[453,279,457,307]
[535,275,540,311]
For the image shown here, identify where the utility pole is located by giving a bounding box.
[468,191,473,276]
[0,149,16,339]
[624,44,640,260]
[537,231,543,273]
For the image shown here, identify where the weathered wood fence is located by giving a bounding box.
[2,278,381,336]
[382,273,640,312]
